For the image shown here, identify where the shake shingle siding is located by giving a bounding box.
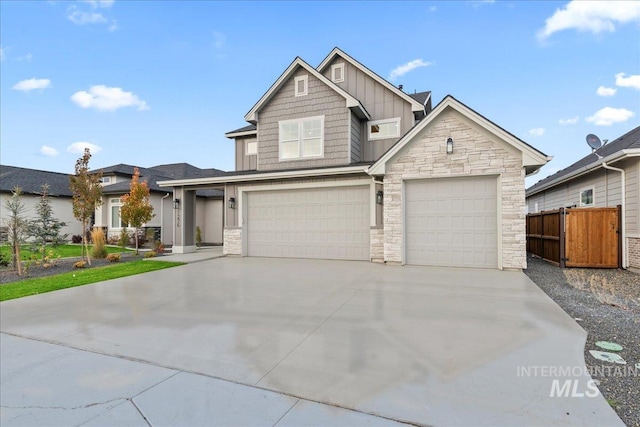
[257,68,350,171]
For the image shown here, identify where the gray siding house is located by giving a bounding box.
[526,126,640,270]
[160,48,549,270]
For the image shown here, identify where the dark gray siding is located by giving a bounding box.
[350,112,362,163]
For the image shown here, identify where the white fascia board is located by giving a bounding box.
[158,165,370,188]
[317,48,425,113]
[369,96,550,176]
[244,57,368,123]
[526,150,632,197]
[224,130,257,138]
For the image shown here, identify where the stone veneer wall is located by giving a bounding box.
[628,237,640,269]
[223,228,242,256]
[370,228,384,262]
[383,109,527,270]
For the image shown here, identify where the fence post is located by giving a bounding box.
[540,212,544,260]
[559,207,566,268]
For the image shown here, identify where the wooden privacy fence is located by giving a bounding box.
[526,206,621,268]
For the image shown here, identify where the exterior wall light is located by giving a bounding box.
[446,137,454,154]
[228,197,236,209]
[376,191,384,205]
[173,198,181,210]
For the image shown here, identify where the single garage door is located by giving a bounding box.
[405,176,498,268]
[246,186,370,260]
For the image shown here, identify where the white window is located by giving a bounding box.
[368,117,401,140]
[579,188,594,206]
[279,116,324,160]
[110,198,125,228]
[246,140,257,156]
[100,176,111,184]
[331,63,345,83]
[294,75,308,97]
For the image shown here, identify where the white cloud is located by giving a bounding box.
[586,107,634,126]
[71,85,149,111]
[528,128,545,137]
[388,59,432,81]
[213,32,226,49]
[67,141,102,154]
[596,86,617,97]
[12,78,52,92]
[615,72,640,90]
[80,0,114,8]
[537,1,640,40]
[40,145,59,157]
[559,116,579,125]
[67,9,107,25]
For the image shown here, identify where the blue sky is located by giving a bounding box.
[1,1,638,187]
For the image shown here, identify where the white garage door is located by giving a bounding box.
[246,186,370,260]
[405,176,498,268]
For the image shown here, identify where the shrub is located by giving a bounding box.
[71,235,83,244]
[90,228,107,259]
[195,226,202,248]
[0,251,10,267]
[106,253,121,263]
[146,228,156,248]
[119,228,129,248]
[73,260,86,269]
[144,251,156,258]
[155,241,164,254]
[107,235,119,245]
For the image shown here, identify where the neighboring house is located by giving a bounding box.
[160,47,549,269]
[526,126,640,269]
[94,163,225,246]
[0,165,82,239]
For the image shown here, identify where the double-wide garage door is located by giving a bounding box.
[405,176,498,268]
[246,186,370,260]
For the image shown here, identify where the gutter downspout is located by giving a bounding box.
[161,193,170,245]
[600,162,626,268]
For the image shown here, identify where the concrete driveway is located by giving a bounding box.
[0,257,623,426]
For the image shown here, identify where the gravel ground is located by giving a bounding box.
[525,255,640,427]
[0,252,146,285]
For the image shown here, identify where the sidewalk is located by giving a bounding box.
[149,246,225,264]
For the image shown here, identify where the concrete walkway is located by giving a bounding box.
[150,246,224,264]
[0,257,625,426]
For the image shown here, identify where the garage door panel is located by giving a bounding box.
[247,186,370,261]
[406,177,497,268]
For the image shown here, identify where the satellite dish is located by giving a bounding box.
[586,134,602,150]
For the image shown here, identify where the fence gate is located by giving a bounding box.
[526,206,621,268]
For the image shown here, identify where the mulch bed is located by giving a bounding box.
[0,252,149,285]
[525,255,640,427]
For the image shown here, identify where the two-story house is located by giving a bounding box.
[159,48,549,270]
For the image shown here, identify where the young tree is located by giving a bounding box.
[3,187,28,275]
[69,148,103,265]
[120,167,154,255]
[30,184,68,259]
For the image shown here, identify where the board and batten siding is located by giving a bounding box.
[235,137,258,171]
[526,158,639,235]
[350,112,362,163]
[322,55,414,162]
[257,68,350,171]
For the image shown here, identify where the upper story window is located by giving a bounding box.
[368,117,401,140]
[279,116,324,160]
[246,140,257,156]
[579,188,594,207]
[294,75,308,97]
[331,63,345,83]
[100,176,111,184]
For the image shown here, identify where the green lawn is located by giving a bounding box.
[0,260,185,301]
[0,244,132,261]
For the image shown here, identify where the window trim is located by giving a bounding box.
[579,187,595,207]
[278,116,325,161]
[100,176,111,184]
[245,140,257,156]
[331,63,345,83]
[368,117,401,141]
[109,197,125,229]
[294,75,308,97]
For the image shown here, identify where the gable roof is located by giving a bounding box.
[368,95,550,176]
[244,57,370,124]
[526,125,640,196]
[0,165,73,197]
[317,47,426,114]
[409,91,432,106]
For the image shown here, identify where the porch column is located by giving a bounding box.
[173,187,197,254]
